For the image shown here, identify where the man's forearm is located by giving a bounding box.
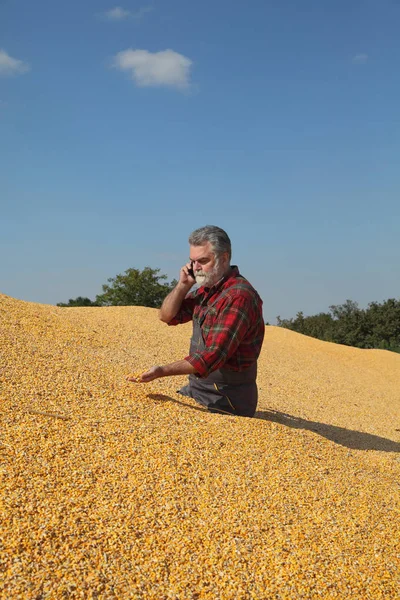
[127,359,197,383]
[159,283,192,323]
[159,359,197,377]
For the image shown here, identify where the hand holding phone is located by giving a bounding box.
[188,261,195,279]
[180,261,195,286]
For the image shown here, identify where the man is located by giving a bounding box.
[127,225,265,417]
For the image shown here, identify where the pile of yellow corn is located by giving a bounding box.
[0,293,399,598]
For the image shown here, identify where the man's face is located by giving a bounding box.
[189,242,229,287]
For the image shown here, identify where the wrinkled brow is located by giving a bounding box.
[189,255,212,263]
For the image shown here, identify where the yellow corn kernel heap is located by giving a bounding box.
[0,292,399,599]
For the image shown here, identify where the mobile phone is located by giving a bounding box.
[188,262,195,278]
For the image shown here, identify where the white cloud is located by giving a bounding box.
[0,49,30,76]
[104,6,131,20]
[103,6,153,21]
[113,48,193,90]
[352,53,368,64]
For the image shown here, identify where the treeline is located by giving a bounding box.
[57,267,177,309]
[277,298,400,353]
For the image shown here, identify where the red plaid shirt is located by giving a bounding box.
[168,266,265,378]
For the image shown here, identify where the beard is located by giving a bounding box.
[195,258,227,287]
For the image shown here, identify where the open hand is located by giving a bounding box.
[126,366,163,383]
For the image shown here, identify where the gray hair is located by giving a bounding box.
[188,225,232,261]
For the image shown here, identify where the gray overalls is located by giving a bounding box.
[178,308,258,418]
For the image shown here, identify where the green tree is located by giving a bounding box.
[57,296,98,307]
[277,311,335,341]
[301,312,336,341]
[329,299,369,348]
[364,298,400,352]
[277,297,400,353]
[95,267,177,308]
[276,315,294,329]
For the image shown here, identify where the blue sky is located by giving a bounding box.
[1,0,399,323]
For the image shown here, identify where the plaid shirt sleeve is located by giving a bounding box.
[185,292,255,377]
[167,292,197,326]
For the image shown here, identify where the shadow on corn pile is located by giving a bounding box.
[147,394,400,453]
[256,409,400,453]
